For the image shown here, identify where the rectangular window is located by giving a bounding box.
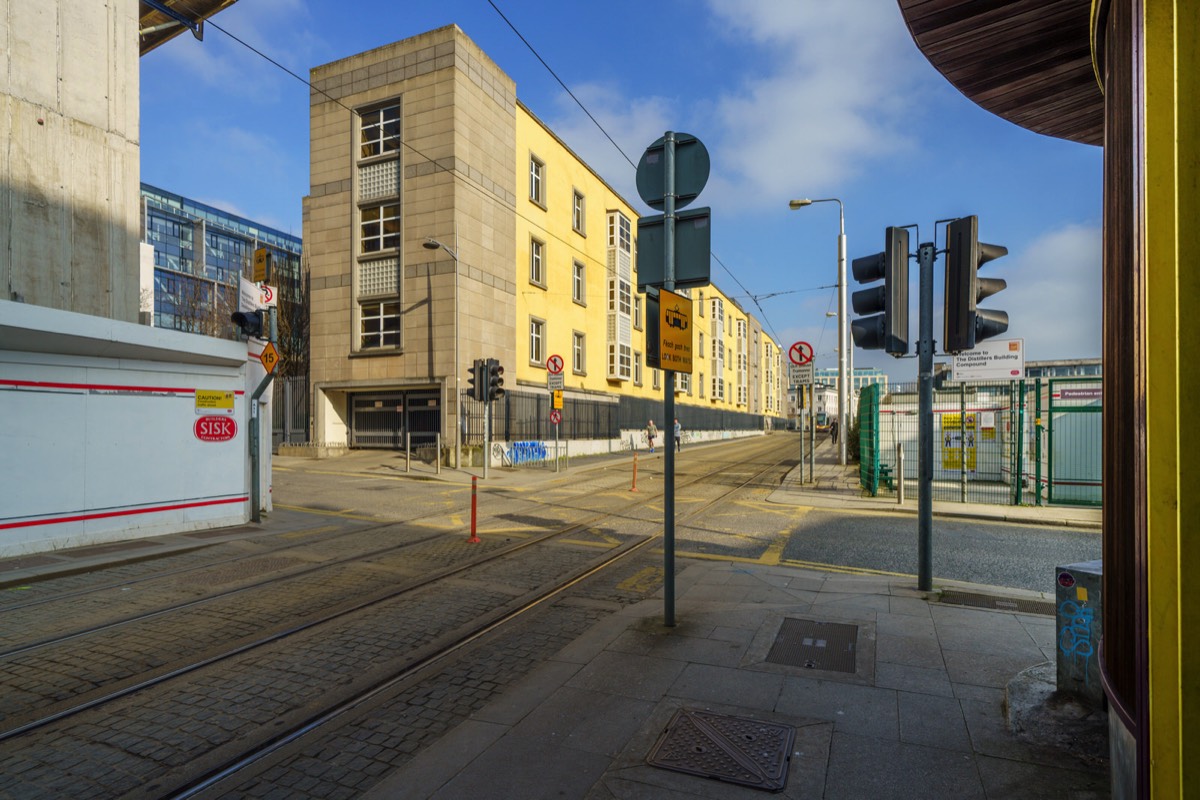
[573,331,586,373]
[572,260,586,304]
[360,301,401,349]
[608,212,631,252]
[572,190,586,234]
[634,352,643,386]
[618,280,631,315]
[529,238,545,286]
[360,104,401,159]
[653,368,660,390]
[634,295,643,330]
[699,332,705,358]
[529,155,545,206]
[700,372,706,398]
[361,203,401,252]
[529,317,545,364]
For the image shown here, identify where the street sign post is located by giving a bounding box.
[635,131,712,628]
[658,288,693,373]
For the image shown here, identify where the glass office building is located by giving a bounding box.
[140,183,302,335]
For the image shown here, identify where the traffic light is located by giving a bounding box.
[468,359,486,402]
[850,226,910,356]
[486,359,505,402]
[230,309,265,339]
[944,215,1008,354]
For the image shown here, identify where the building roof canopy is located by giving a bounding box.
[897,0,1103,146]
[139,0,238,56]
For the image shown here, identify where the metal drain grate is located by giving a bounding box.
[646,708,794,792]
[940,590,1054,616]
[765,618,858,673]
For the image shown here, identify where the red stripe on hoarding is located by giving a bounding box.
[0,379,245,395]
[0,497,249,531]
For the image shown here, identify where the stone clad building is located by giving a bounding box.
[304,25,784,456]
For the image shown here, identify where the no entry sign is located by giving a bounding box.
[788,341,814,366]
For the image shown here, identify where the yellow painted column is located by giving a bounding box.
[1143,0,1199,795]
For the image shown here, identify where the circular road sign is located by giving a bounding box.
[635,133,710,211]
[788,341,815,366]
[550,409,562,425]
[546,354,564,375]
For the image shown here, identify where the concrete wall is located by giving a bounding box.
[0,301,252,556]
[0,0,140,321]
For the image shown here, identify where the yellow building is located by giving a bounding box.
[304,25,783,459]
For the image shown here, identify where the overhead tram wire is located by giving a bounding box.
[486,1,787,344]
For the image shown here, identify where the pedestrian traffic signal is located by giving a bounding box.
[944,215,1008,354]
[486,359,505,402]
[230,309,265,339]
[468,359,486,402]
[850,226,910,356]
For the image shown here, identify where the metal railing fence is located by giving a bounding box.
[858,377,1101,507]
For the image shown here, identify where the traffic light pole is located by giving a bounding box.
[916,241,935,592]
[249,308,278,524]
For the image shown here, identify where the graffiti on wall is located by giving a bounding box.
[1057,599,1095,685]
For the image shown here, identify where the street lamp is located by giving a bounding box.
[423,225,460,469]
[789,197,849,465]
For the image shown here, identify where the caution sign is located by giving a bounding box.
[259,342,282,374]
[941,413,977,471]
[195,389,235,416]
[658,287,693,373]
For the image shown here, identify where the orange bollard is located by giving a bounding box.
[630,452,639,492]
[468,475,480,543]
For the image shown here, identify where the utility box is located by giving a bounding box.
[1055,559,1103,706]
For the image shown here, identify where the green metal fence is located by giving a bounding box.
[858,377,1101,507]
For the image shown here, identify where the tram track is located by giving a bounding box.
[0,436,798,799]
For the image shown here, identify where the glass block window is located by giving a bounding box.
[361,203,401,253]
[360,104,401,159]
[359,257,400,297]
[360,301,401,348]
[359,160,401,202]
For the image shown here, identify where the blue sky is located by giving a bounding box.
[140,0,1103,382]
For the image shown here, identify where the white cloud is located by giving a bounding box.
[542,84,676,205]
[538,1,931,215]
[702,1,926,209]
[1001,224,1103,361]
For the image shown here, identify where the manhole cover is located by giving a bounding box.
[765,618,858,673]
[646,708,794,792]
[940,590,1054,616]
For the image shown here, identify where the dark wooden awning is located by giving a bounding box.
[897,0,1103,146]
[139,0,239,56]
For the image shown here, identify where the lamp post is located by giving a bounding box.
[789,197,848,465]
[423,224,460,469]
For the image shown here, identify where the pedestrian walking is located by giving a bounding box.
[646,419,658,453]
[674,418,682,452]
[830,417,839,444]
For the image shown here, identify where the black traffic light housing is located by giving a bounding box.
[850,226,910,356]
[944,215,1008,354]
[468,359,486,402]
[486,359,505,402]
[231,309,266,339]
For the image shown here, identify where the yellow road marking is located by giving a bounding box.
[274,504,381,521]
[618,566,664,593]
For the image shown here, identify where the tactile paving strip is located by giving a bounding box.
[765,617,858,673]
[646,708,794,791]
